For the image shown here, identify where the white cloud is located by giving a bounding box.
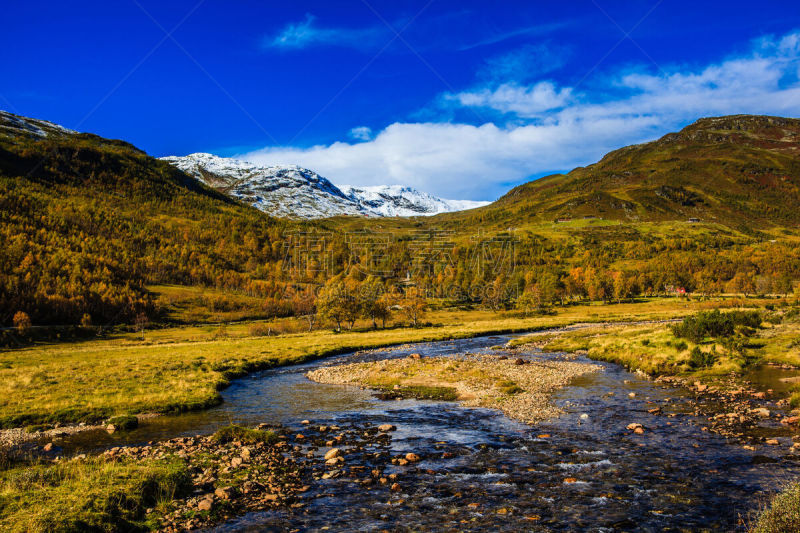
[264,14,382,50]
[348,126,373,141]
[243,31,800,201]
[450,81,573,116]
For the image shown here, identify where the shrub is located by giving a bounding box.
[750,483,800,533]
[24,424,51,434]
[212,425,278,445]
[674,341,688,351]
[108,415,139,431]
[211,324,229,340]
[248,323,272,337]
[497,379,524,395]
[672,309,761,342]
[688,346,717,369]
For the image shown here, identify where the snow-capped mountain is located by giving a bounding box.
[161,153,369,218]
[342,185,489,217]
[161,153,489,219]
[0,110,76,138]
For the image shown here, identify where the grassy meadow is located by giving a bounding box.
[511,300,800,384]
[0,297,711,428]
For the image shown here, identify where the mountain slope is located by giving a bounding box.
[162,153,488,218]
[0,111,290,327]
[444,115,800,230]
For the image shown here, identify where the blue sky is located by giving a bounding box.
[2,1,800,200]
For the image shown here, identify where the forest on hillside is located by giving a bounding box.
[2,116,800,334]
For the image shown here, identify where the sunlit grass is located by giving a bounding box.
[0,456,188,532]
[0,298,743,427]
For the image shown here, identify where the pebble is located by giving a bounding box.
[198,498,214,511]
[324,448,341,460]
[752,408,771,418]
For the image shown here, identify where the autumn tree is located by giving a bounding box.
[317,280,347,332]
[13,311,31,334]
[727,271,756,298]
[360,279,390,329]
[291,287,317,331]
[612,271,634,303]
[135,312,149,341]
[773,275,794,297]
[484,276,511,311]
[399,287,427,327]
[586,269,610,303]
[564,267,587,301]
[515,288,540,316]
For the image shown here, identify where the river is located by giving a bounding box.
[59,332,800,531]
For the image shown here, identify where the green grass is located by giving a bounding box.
[150,284,276,324]
[107,415,138,431]
[512,303,799,381]
[750,483,800,533]
[375,384,459,401]
[211,425,278,445]
[0,456,189,532]
[0,298,734,428]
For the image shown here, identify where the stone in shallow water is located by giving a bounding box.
[324,448,341,460]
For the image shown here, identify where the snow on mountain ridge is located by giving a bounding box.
[341,184,489,217]
[0,110,76,138]
[161,153,367,218]
[161,153,489,219]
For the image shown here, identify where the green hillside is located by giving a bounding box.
[442,115,800,232]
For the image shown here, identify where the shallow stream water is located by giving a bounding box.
[59,333,800,531]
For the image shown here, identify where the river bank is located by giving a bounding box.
[0,299,712,430]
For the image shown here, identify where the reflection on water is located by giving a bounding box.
[744,364,800,396]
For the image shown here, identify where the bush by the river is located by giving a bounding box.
[750,482,800,533]
[671,310,761,343]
